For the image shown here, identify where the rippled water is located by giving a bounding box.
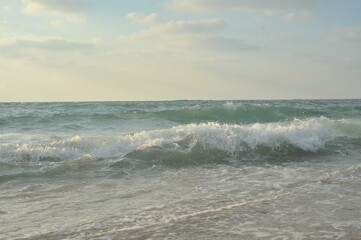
[1,100,361,239]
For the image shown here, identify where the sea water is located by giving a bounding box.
[1,100,361,239]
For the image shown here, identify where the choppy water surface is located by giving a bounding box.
[1,100,361,239]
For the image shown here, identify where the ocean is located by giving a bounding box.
[1,99,361,239]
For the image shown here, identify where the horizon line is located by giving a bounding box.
[0,98,360,104]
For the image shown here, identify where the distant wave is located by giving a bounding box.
[1,101,360,128]
[155,102,326,124]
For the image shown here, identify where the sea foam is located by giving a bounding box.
[1,117,355,163]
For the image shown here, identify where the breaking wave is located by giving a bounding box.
[1,117,360,166]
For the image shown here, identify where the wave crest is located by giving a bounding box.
[0,117,359,164]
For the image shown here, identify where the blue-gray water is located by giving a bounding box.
[1,100,361,239]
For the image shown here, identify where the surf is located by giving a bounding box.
[1,117,360,165]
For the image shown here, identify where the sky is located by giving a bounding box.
[0,0,360,101]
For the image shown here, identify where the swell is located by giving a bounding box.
[1,100,360,128]
[155,103,326,124]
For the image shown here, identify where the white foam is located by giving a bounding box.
[0,117,356,163]
[222,101,269,111]
[223,101,238,111]
[178,117,334,152]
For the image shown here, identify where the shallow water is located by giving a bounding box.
[1,100,361,239]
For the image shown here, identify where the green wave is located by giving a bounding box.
[155,104,325,124]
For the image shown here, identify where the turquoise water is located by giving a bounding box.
[1,100,361,239]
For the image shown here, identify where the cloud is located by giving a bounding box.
[127,12,161,25]
[283,12,313,21]
[50,20,65,26]
[119,17,256,53]
[21,0,88,22]
[119,18,226,44]
[120,18,226,40]
[0,22,13,28]
[2,6,11,13]
[165,0,322,13]
[195,36,258,51]
[330,25,361,45]
[140,18,226,36]
[0,36,95,57]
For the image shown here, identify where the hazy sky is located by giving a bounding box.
[0,0,360,101]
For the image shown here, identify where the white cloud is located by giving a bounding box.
[50,20,65,26]
[0,36,95,57]
[119,17,256,53]
[135,18,226,36]
[0,22,12,28]
[119,18,225,44]
[21,0,88,22]
[283,12,313,21]
[283,13,297,20]
[127,12,161,25]
[165,0,323,14]
[120,18,226,41]
[330,25,361,45]
[196,36,258,51]
[2,6,11,13]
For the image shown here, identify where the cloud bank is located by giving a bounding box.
[165,0,323,13]
[0,22,13,28]
[330,25,361,46]
[0,36,95,57]
[119,16,256,53]
[127,12,161,25]
[21,0,88,22]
